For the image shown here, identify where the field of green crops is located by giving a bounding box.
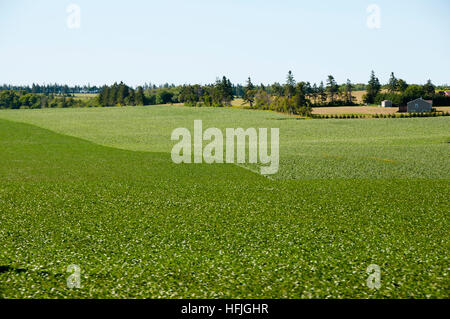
[0,106,449,298]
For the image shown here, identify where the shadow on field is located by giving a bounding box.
[0,265,27,274]
[0,265,63,279]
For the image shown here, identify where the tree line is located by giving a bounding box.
[178,77,234,107]
[242,72,358,115]
[0,90,97,109]
[363,71,450,106]
[98,82,146,106]
[0,83,100,95]
[177,72,361,116]
[1,73,449,110]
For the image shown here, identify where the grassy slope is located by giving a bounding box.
[0,107,449,298]
[0,106,448,179]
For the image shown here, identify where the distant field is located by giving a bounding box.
[72,93,98,100]
[231,98,249,107]
[0,106,448,298]
[351,90,366,104]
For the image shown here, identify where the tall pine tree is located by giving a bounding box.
[387,72,398,93]
[243,77,256,107]
[345,79,354,104]
[364,71,381,104]
[326,75,338,104]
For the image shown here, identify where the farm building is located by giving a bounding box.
[399,98,433,113]
[381,100,393,107]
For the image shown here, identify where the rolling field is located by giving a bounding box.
[0,106,449,298]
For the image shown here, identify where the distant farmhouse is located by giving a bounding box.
[399,98,433,113]
[381,100,393,107]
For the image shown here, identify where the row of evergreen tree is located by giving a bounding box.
[363,71,450,106]
[178,77,234,107]
[0,90,97,109]
[2,73,449,110]
[177,72,361,116]
[0,83,100,95]
[98,82,145,107]
[244,72,358,114]
[97,80,233,107]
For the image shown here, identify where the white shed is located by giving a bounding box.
[381,100,393,107]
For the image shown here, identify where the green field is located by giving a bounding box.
[0,106,448,298]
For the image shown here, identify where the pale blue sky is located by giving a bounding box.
[0,0,449,86]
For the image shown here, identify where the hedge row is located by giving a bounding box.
[313,111,450,119]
